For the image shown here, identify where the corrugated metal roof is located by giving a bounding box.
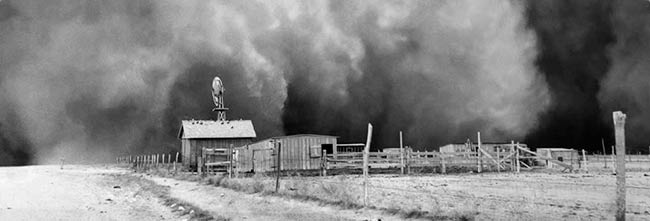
[178,120,256,139]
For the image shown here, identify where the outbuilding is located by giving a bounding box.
[236,134,337,173]
[535,148,579,168]
[178,119,256,170]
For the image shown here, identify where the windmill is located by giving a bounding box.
[212,76,229,121]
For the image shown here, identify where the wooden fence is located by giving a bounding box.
[117,143,638,176]
[320,144,557,175]
[116,152,181,173]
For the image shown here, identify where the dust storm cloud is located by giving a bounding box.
[8,0,648,164]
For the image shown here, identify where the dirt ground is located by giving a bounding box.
[0,165,177,220]
[216,164,650,220]
[2,164,649,220]
[0,165,402,220]
[146,175,408,221]
[269,168,650,220]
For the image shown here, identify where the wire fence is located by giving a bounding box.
[115,150,650,219]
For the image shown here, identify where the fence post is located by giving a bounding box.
[477,132,482,173]
[516,143,520,173]
[275,140,281,193]
[602,138,608,168]
[363,123,373,207]
[496,146,500,173]
[174,152,179,173]
[400,131,404,175]
[321,149,327,176]
[229,144,234,179]
[611,145,616,174]
[407,147,412,174]
[613,111,626,221]
[441,154,446,174]
[582,149,588,173]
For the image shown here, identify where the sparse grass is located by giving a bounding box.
[137,167,476,220]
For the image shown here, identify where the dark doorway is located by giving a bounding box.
[322,144,334,154]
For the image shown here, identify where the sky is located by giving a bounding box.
[0,0,649,165]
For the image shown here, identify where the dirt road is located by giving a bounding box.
[0,165,176,220]
[0,165,407,220]
[146,175,410,221]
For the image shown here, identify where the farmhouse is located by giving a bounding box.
[178,119,256,170]
[236,134,337,173]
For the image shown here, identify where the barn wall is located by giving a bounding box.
[236,135,337,173]
[279,136,337,171]
[182,138,252,169]
[236,140,274,173]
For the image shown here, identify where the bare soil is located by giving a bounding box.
[0,165,177,220]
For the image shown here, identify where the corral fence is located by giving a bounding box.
[321,142,576,176]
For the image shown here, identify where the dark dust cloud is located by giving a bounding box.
[0,0,646,165]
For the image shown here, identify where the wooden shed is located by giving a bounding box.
[236,134,337,173]
[536,148,579,168]
[178,120,256,170]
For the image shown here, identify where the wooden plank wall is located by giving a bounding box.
[235,135,337,173]
[277,136,336,171]
[236,141,275,173]
[182,138,252,169]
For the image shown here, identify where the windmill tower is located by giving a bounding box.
[211,77,229,121]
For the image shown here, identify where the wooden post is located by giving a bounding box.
[229,144,234,179]
[321,149,327,176]
[400,131,404,175]
[516,142,521,173]
[582,149,588,173]
[611,145,616,173]
[613,111,626,221]
[477,132,482,173]
[496,146,501,173]
[174,152,179,173]
[275,140,281,193]
[602,138,608,168]
[441,155,446,174]
[363,123,373,207]
[509,141,513,171]
[406,147,411,174]
[162,154,165,166]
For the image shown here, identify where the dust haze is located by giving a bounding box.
[0,0,648,165]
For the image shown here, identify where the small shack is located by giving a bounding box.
[178,119,256,170]
[536,148,579,168]
[236,134,337,173]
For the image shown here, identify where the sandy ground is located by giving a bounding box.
[3,164,648,220]
[271,168,650,220]
[0,165,177,221]
[146,175,411,221]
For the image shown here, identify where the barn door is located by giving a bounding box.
[253,149,273,173]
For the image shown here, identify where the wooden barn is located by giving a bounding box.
[178,119,256,170]
[236,134,337,173]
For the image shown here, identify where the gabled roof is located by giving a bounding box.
[178,120,256,139]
